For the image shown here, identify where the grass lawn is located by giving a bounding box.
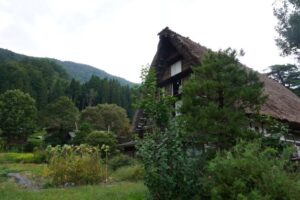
[0,163,46,176]
[0,152,35,163]
[0,181,148,200]
[0,153,148,200]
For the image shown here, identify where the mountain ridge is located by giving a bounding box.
[0,48,135,86]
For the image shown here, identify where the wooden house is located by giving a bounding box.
[130,27,300,154]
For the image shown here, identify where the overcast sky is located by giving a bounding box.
[0,0,296,83]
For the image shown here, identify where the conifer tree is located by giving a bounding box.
[181,49,265,150]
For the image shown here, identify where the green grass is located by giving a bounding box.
[112,165,144,182]
[0,181,148,200]
[0,156,148,199]
[0,153,35,163]
[0,163,46,177]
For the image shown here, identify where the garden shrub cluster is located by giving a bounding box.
[112,164,144,182]
[138,122,203,200]
[85,131,117,153]
[109,154,135,171]
[203,140,300,199]
[46,144,103,186]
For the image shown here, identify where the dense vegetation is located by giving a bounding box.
[0,48,133,150]
[136,49,300,200]
[0,48,134,116]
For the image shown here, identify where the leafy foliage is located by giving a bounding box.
[181,49,265,150]
[71,123,92,145]
[136,66,202,199]
[80,104,130,136]
[134,66,175,131]
[46,144,103,186]
[203,140,300,200]
[137,121,202,200]
[85,131,117,153]
[0,90,37,147]
[43,96,79,145]
[109,154,135,171]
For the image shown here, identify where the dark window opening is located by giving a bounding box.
[173,80,182,96]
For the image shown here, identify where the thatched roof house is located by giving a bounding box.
[136,27,300,134]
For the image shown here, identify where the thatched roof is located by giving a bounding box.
[152,27,300,125]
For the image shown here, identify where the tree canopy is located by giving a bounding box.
[0,89,37,146]
[274,0,300,58]
[267,64,300,96]
[80,104,130,136]
[43,96,79,145]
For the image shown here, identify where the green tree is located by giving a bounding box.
[181,49,265,150]
[85,130,117,153]
[43,96,79,145]
[71,123,92,145]
[66,78,81,107]
[134,66,175,131]
[136,66,201,199]
[137,121,203,200]
[80,104,130,136]
[267,64,300,96]
[274,0,300,58]
[0,89,37,147]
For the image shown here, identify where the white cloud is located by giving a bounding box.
[0,0,295,83]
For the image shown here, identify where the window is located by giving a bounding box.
[171,60,182,76]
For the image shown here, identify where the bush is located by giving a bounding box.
[112,164,144,182]
[32,148,47,163]
[71,123,92,145]
[24,132,45,152]
[203,140,300,199]
[85,131,117,152]
[109,154,135,171]
[46,144,103,186]
[137,121,202,200]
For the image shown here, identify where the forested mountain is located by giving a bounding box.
[0,52,69,110]
[55,60,134,86]
[0,48,134,117]
[0,48,134,86]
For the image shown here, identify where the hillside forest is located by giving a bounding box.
[0,49,134,151]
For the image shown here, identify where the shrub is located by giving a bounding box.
[32,148,47,163]
[85,131,117,153]
[46,144,103,186]
[109,154,135,171]
[24,131,45,152]
[203,140,300,199]
[71,123,92,145]
[112,164,144,182]
[137,121,203,200]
